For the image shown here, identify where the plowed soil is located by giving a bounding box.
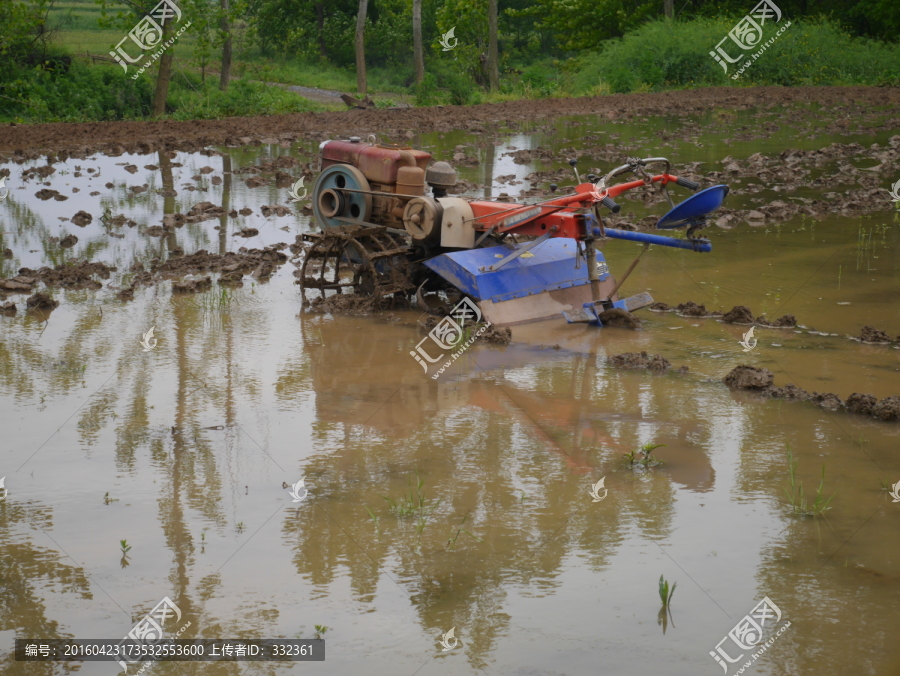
[2,86,899,157]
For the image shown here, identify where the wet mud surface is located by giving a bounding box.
[2,86,899,157]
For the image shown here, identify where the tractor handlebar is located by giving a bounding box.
[601,196,621,213]
[674,176,700,190]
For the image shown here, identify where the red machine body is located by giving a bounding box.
[320,141,431,185]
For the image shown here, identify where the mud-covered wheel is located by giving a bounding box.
[299,225,415,304]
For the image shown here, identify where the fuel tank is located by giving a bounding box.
[321,140,432,185]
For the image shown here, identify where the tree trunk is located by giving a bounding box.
[219,0,232,91]
[152,19,174,116]
[412,0,424,84]
[664,0,674,19]
[316,2,326,58]
[355,0,368,95]
[487,0,499,90]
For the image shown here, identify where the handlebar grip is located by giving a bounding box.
[675,177,700,190]
[601,196,621,214]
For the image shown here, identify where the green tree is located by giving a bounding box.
[94,0,187,115]
[508,0,657,50]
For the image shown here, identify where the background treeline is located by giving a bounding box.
[1,0,899,123]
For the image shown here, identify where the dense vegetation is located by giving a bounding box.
[1,0,898,123]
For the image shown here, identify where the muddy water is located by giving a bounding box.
[2,109,900,676]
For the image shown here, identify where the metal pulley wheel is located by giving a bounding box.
[403,197,442,244]
[312,164,373,228]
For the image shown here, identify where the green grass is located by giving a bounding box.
[783,444,837,518]
[49,27,196,59]
[624,442,666,469]
[658,575,676,607]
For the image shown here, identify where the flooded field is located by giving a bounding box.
[2,101,900,676]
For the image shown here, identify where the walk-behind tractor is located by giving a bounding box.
[299,137,729,326]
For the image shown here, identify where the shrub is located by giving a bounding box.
[570,16,900,95]
[166,78,321,120]
[0,56,153,123]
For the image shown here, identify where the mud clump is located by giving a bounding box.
[764,383,811,400]
[0,275,37,292]
[477,325,512,345]
[1,301,16,316]
[153,245,287,282]
[185,201,227,223]
[261,204,292,218]
[36,188,67,201]
[649,301,670,311]
[19,261,116,290]
[858,325,891,343]
[26,292,59,312]
[756,314,797,328]
[218,270,245,286]
[145,226,167,237]
[236,228,259,237]
[597,307,642,329]
[309,293,387,315]
[106,214,137,228]
[846,393,877,416]
[722,305,755,324]
[873,396,900,422]
[70,211,92,226]
[239,207,253,216]
[59,234,78,248]
[810,392,844,411]
[675,301,712,317]
[172,277,212,293]
[3,248,12,259]
[162,214,185,228]
[724,365,774,389]
[609,351,671,372]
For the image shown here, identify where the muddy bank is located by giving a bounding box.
[0,245,290,305]
[724,365,900,422]
[650,301,899,344]
[2,86,899,158]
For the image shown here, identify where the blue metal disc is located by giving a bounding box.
[656,184,729,229]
